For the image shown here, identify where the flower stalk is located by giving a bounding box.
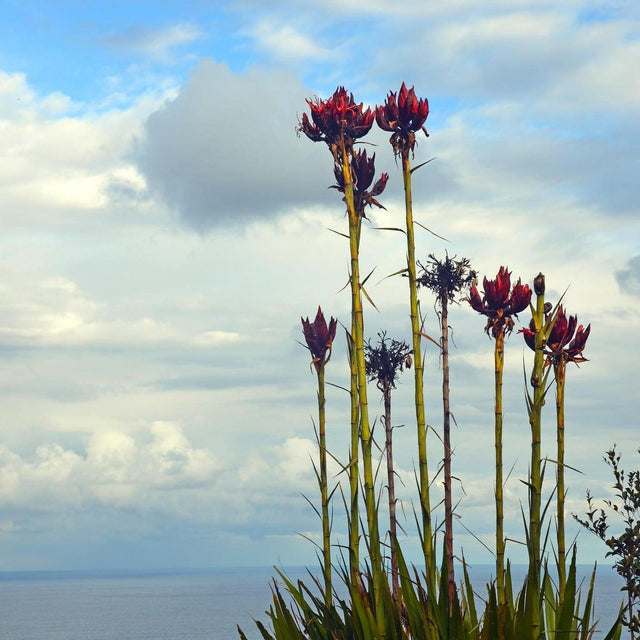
[418,253,474,608]
[521,304,590,605]
[301,308,337,606]
[377,83,434,581]
[365,332,411,602]
[467,266,531,615]
[494,329,506,609]
[402,151,434,579]
[341,142,384,622]
[555,357,567,602]
[299,89,386,615]
[525,273,548,638]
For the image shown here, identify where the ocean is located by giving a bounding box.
[0,565,628,639]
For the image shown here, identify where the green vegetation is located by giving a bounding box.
[238,84,627,640]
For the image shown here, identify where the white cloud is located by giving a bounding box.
[0,423,220,516]
[0,270,245,349]
[248,20,337,62]
[0,0,638,570]
[99,23,202,60]
[0,72,170,231]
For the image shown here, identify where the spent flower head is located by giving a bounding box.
[376,82,429,156]
[417,253,475,305]
[299,86,374,161]
[467,266,532,338]
[331,149,388,218]
[364,331,412,393]
[301,307,338,372]
[520,305,590,367]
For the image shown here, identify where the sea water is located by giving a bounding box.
[0,565,628,639]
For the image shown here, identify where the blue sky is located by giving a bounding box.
[0,0,639,574]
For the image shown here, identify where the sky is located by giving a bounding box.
[0,0,638,574]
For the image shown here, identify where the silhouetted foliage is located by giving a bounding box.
[364,331,412,393]
[417,252,475,304]
[575,445,640,638]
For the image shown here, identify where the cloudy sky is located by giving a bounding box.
[0,0,638,573]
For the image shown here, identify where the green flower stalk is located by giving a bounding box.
[376,83,435,581]
[418,253,475,607]
[521,272,554,638]
[364,332,412,602]
[467,266,531,614]
[333,148,389,605]
[332,148,387,584]
[521,305,590,604]
[348,321,360,582]
[302,307,338,607]
[300,88,388,630]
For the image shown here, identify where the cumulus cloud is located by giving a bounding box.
[0,71,165,230]
[135,58,332,230]
[0,422,219,517]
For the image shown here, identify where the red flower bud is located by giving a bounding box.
[520,304,590,367]
[466,266,532,339]
[301,307,338,372]
[376,82,429,155]
[299,87,374,158]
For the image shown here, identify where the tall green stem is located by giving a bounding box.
[342,144,382,630]
[383,387,399,601]
[401,149,434,581]
[555,360,567,604]
[316,365,332,607]
[441,295,455,606]
[494,330,506,611]
[349,320,360,583]
[526,274,546,638]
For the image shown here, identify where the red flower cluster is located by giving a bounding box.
[520,305,590,367]
[376,82,429,155]
[299,87,374,159]
[468,266,532,338]
[331,150,389,217]
[301,307,338,372]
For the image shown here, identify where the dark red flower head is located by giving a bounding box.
[466,266,532,338]
[331,149,388,218]
[301,307,338,372]
[299,87,374,160]
[520,305,590,367]
[376,82,429,155]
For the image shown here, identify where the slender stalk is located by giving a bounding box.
[348,321,360,583]
[316,365,332,607]
[526,274,546,638]
[494,329,506,610]
[554,359,567,604]
[441,295,455,607]
[401,149,434,581]
[383,387,400,601]
[341,143,383,629]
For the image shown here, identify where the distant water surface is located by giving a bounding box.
[0,565,627,639]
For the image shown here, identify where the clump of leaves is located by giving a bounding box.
[574,445,640,639]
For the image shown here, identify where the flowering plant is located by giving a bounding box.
[301,307,337,372]
[468,266,532,337]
